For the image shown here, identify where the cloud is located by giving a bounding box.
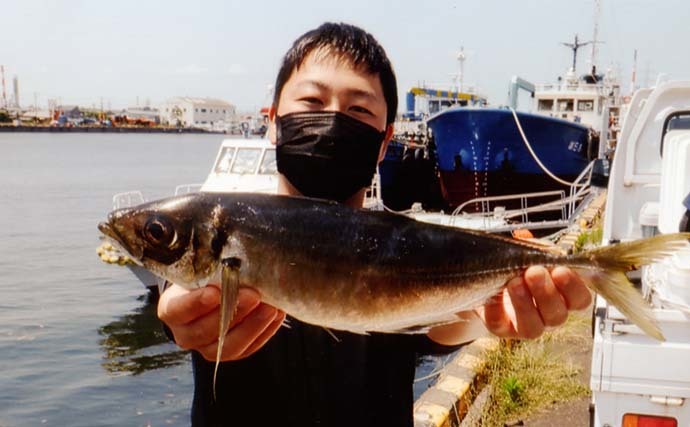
[227,64,248,75]
[175,64,208,74]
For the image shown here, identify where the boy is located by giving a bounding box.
[158,22,592,426]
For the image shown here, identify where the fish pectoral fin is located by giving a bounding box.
[213,257,242,401]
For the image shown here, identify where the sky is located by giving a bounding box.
[1,0,689,112]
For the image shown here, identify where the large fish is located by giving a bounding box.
[98,192,689,393]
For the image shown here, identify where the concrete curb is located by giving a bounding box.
[413,337,499,427]
[558,190,607,253]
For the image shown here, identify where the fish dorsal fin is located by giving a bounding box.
[514,237,566,255]
[454,226,564,254]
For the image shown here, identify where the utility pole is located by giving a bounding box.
[0,65,7,109]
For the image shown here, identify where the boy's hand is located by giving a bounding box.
[476,266,592,339]
[157,284,285,361]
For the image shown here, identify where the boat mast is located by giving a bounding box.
[590,0,601,68]
[456,46,466,93]
[561,34,592,73]
[630,49,638,94]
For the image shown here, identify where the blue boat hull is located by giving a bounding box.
[427,108,593,209]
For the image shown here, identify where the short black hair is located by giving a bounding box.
[273,22,398,125]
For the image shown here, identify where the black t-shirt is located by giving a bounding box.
[190,316,457,427]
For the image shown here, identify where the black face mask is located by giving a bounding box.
[275,111,386,202]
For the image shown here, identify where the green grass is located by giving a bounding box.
[475,312,592,426]
[573,225,603,254]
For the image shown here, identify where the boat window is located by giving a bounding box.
[231,148,262,174]
[538,99,554,111]
[558,100,574,111]
[429,101,440,114]
[577,100,594,111]
[214,147,236,173]
[259,149,277,175]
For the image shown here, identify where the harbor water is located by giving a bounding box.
[0,133,447,426]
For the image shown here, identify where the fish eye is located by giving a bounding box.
[143,216,176,247]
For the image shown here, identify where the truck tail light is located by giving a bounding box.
[623,413,677,427]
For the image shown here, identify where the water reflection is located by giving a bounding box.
[98,292,189,375]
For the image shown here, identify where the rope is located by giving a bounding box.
[509,108,580,187]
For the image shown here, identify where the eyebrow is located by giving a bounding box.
[296,80,379,102]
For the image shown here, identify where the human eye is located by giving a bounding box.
[350,105,374,116]
[298,96,323,106]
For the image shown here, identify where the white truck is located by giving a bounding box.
[590,81,690,427]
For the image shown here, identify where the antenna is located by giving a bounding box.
[590,0,602,67]
[561,34,594,73]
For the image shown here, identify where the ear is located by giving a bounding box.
[377,123,394,163]
[267,104,277,145]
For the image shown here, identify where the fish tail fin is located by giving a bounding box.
[572,269,664,340]
[572,232,690,342]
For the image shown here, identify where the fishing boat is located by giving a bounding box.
[427,107,596,210]
[389,80,489,211]
[97,138,278,294]
[426,35,620,211]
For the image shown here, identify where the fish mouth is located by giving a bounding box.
[98,220,144,261]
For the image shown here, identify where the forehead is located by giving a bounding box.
[285,48,384,94]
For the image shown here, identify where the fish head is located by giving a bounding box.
[98,194,226,289]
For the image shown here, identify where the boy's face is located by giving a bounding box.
[268,49,393,154]
[268,49,394,205]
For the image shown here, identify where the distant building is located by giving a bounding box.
[124,107,160,123]
[159,97,236,129]
[57,105,82,119]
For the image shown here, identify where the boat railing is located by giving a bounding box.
[534,82,606,94]
[112,191,145,210]
[452,190,568,222]
[364,171,385,211]
[174,183,203,196]
[449,161,596,232]
[567,160,596,219]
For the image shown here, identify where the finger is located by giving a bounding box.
[199,303,279,362]
[507,277,545,339]
[158,284,220,326]
[551,266,593,310]
[477,289,517,338]
[523,266,568,327]
[239,310,286,359]
[172,288,263,350]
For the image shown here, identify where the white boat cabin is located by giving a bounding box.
[201,138,277,194]
[533,69,620,133]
